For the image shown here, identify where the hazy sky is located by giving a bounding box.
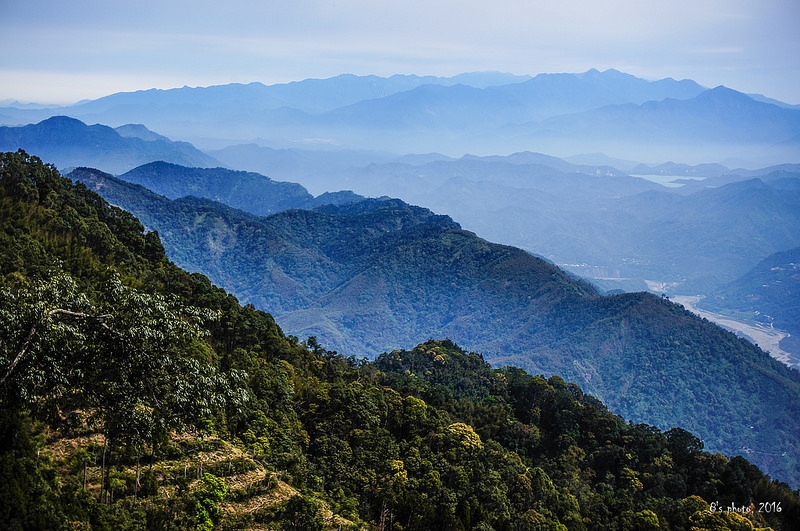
[2,0,799,105]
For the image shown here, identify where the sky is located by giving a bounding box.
[1,0,799,105]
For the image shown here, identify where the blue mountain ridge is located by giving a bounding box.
[0,116,219,173]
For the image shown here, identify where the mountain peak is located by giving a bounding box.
[40,115,87,127]
[115,123,171,142]
[699,85,756,102]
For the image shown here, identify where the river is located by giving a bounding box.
[671,295,799,369]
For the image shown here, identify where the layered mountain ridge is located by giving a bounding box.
[2,113,797,345]
[70,164,800,487]
[1,69,797,162]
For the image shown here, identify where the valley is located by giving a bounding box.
[673,295,798,368]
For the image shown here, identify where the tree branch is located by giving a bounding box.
[0,309,113,387]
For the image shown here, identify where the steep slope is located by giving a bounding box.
[9,151,800,529]
[0,116,220,173]
[71,166,800,487]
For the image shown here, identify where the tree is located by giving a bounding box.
[0,272,244,448]
[281,495,324,531]
[193,473,227,531]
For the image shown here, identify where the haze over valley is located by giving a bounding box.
[3,70,798,368]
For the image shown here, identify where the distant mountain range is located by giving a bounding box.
[520,86,800,161]
[2,69,798,163]
[3,114,797,302]
[69,165,800,487]
[0,116,219,173]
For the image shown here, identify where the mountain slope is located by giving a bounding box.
[10,151,800,529]
[118,161,312,216]
[72,166,800,487]
[295,155,800,295]
[0,116,220,173]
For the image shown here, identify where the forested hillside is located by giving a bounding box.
[4,150,800,529]
[69,163,800,488]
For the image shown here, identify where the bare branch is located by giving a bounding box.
[48,308,113,320]
[0,320,39,387]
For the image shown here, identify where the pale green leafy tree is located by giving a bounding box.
[0,272,245,447]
